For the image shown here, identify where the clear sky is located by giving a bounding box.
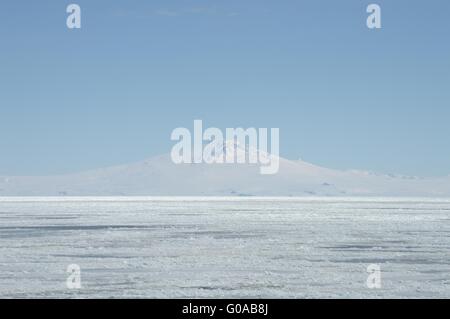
[0,0,449,176]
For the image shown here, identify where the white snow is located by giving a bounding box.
[0,149,449,196]
[0,197,449,298]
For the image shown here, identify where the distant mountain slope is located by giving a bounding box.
[1,143,449,197]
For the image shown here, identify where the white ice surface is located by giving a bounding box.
[0,197,449,298]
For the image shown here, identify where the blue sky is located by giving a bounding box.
[0,0,449,176]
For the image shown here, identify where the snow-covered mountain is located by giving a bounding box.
[1,142,449,197]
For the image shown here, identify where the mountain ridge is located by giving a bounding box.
[1,146,449,197]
